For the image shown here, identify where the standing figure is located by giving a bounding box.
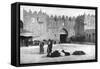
[47,39,53,56]
[39,41,44,54]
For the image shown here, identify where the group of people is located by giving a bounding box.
[39,39,53,56]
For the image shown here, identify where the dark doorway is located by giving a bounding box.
[20,36,32,47]
[60,34,67,43]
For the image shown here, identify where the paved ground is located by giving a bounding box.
[20,43,95,64]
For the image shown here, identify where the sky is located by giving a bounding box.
[20,5,95,21]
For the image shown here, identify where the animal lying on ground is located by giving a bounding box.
[62,50,70,56]
[48,50,61,57]
[72,50,86,55]
[47,50,70,57]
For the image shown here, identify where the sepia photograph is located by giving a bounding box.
[19,5,96,64]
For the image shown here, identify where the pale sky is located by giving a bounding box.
[20,5,95,21]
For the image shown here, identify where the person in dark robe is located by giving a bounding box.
[47,39,53,56]
[39,41,44,54]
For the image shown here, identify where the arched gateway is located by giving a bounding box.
[60,28,68,43]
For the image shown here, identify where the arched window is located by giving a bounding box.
[20,20,23,29]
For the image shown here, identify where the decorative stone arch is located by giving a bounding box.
[62,28,68,37]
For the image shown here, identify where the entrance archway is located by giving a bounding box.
[60,28,68,43]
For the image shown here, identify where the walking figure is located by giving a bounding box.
[39,41,44,54]
[47,39,53,56]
